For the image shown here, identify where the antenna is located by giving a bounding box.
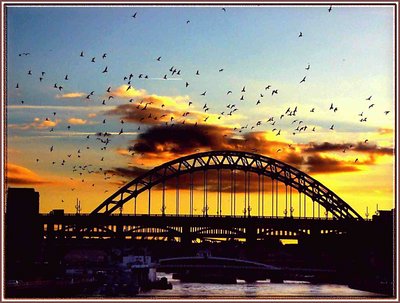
[75,198,81,215]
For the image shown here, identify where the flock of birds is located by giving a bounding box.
[11,6,392,206]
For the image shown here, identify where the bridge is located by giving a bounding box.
[157,256,338,283]
[42,150,366,243]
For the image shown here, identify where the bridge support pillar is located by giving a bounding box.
[245,224,257,244]
[181,226,192,246]
[116,224,124,240]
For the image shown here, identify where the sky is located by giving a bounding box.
[4,4,396,217]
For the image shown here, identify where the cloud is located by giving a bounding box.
[56,92,86,99]
[9,118,61,130]
[87,113,97,118]
[304,155,359,174]
[111,85,147,99]
[304,141,394,156]
[378,128,394,135]
[68,118,87,125]
[6,163,54,185]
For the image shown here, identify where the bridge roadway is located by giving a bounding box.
[40,213,369,242]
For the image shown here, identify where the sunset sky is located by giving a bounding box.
[4,4,396,216]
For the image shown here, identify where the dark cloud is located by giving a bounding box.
[304,141,394,156]
[106,103,179,125]
[305,154,359,174]
[131,124,234,155]
[106,166,150,179]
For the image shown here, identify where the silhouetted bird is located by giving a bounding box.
[298,32,303,37]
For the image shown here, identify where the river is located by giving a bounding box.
[138,273,385,299]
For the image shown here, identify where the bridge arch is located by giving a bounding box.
[91,150,362,220]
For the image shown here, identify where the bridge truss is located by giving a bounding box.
[91,150,362,220]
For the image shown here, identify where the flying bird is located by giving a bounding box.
[132,12,137,18]
[328,5,333,12]
[298,32,303,37]
[300,76,306,83]
[201,91,206,96]
[102,66,108,73]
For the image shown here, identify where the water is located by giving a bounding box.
[139,274,384,299]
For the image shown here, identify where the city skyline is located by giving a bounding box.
[4,4,396,216]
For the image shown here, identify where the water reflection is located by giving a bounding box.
[139,274,383,299]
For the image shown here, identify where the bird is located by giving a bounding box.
[384,111,390,115]
[272,89,278,96]
[241,86,246,93]
[355,158,359,163]
[185,82,189,87]
[186,20,190,24]
[132,12,137,18]
[91,57,96,63]
[227,90,232,95]
[305,64,310,70]
[300,76,306,84]
[219,68,224,72]
[222,8,226,12]
[196,70,200,75]
[64,74,68,80]
[201,91,206,96]
[157,56,161,61]
[368,104,375,109]
[102,53,107,59]
[80,51,84,57]
[102,66,108,73]
[328,5,333,12]
[330,124,334,130]
[366,95,372,101]
[298,32,303,37]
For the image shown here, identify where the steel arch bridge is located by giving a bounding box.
[91,150,362,220]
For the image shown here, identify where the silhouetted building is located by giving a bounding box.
[5,187,41,279]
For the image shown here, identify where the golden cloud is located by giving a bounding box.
[112,85,146,99]
[68,118,87,125]
[9,118,61,130]
[56,92,86,99]
[6,163,54,185]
